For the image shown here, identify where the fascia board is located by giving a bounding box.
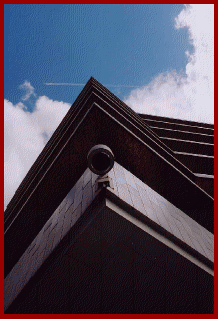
[105,196,213,276]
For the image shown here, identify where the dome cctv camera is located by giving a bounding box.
[87,144,114,176]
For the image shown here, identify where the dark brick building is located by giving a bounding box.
[4,77,214,314]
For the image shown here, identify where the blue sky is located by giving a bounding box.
[5,4,191,105]
[4,4,214,208]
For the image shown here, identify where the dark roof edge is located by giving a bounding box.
[139,113,214,130]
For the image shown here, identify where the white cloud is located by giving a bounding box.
[4,96,71,210]
[19,80,37,101]
[124,4,214,124]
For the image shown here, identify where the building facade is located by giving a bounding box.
[4,78,214,314]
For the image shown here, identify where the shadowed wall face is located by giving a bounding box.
[5,163,214,314]
[6,205,214,314]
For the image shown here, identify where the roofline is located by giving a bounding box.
[5,77,213,223]
[138,113,214,130]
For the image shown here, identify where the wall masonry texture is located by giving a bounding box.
[4,169,99,310]
[108,162,214,262]
[4,162,214,310]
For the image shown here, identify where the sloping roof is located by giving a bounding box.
[4,77,214,277]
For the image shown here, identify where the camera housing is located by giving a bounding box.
[87,144,114,176]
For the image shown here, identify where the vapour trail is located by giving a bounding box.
[45,83,140,88]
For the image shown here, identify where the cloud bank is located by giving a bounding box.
[124,4,214,124]
[4,96,70,209]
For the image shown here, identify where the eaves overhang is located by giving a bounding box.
[4,77,214,276]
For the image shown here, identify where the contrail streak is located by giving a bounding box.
[45,83,140,88]
[45,83,85,86]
